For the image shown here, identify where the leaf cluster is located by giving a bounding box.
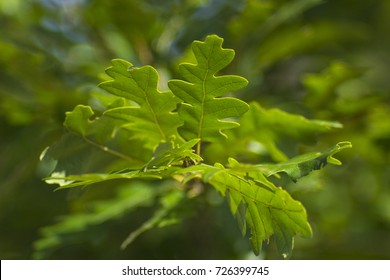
[41,35,351,258]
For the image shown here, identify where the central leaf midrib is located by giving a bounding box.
[133,70,166,140]
[197,41,215,146]
[198,69,208,141]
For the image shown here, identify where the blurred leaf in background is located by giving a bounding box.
[1,0,389,259]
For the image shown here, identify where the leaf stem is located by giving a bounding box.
[196,141,201,156]
[82,136,143,163]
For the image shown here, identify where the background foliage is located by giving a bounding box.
[1,0,389,259]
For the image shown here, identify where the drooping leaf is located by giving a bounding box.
[168,34,249,149]
[180,163,312,257]
[100,59,183,148]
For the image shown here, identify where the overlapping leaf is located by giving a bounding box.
[100,59,183,148]
[143,138,202,171]
[64,104,137,151]
[40,104,152,185]
[180,163,312,257]
[177,140,351,256]
[40,35,354,258]
[168,35,249,147]
[204,102,343,163]
[45,138,201,189]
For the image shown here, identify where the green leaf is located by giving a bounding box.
[239,102,343,162]
[41,104,153,185]
[39,34,354,259]
[64,105,95,137]
[100,59,183,148]
[44,138,202,189]
[184,163,312,257]
[258,141,353,182]
[144,138,202,170]
[203,101,343,163]
[45,170,162,190]
[63,104,151,166]
[168,35,249,149]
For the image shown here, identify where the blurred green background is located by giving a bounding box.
[0,0,389,259]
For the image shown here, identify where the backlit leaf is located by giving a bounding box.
[181,163,312,257]
[144,138,202,170]
[100,59,183,148]
[40,35,353,258]
[168,35,249,148]
[61,104,152,168]
[46,170,162,190]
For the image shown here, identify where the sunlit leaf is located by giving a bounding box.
[100,59,183,148]
[204,102,343,163]
[180,163,312,257]
[39,35,353,259]
[63,104,151,165]
[168,34,249,149]
[144,138,202,170]
[45,170,161,190]
[44,138,203,189]
[242,102,342,161]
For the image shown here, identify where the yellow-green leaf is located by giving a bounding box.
[168,35,249,146]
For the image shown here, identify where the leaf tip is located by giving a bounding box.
[328,141,352,166]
